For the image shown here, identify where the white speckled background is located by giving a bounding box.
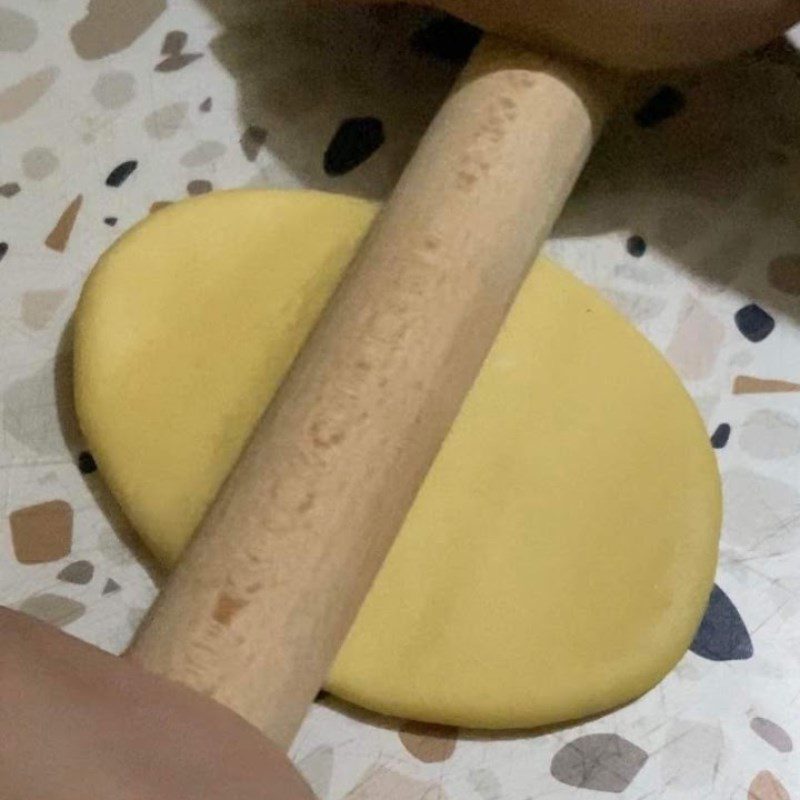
[1,1,798,797]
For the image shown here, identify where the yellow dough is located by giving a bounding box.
[75,190,721,729]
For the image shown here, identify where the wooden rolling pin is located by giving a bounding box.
[128,36,615,750]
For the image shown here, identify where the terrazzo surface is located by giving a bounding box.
[1,1,799,797]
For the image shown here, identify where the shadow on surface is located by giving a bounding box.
[54,320,164,589]
[317,691,634,743]
[197,0,463,199]
[199,0,800,318]
[557,41,800,323]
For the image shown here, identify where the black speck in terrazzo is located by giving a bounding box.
[103,216,118,226]
[626,235,647,258]
[106,160,138,188]
[735,303,775,343]
[411,14,482,62]
[634,86,686,128]
[324,117,385,176]
[240,125,268,162]
[0,182,21,198]
[103,578,121,595]
[0,242,8,262]
[199,96,212,113]
[710,423,731,449]
[690,584,753,661]
[77,451,97,474]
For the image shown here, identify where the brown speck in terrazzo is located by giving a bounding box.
[46,195,84,251]
[399,721,458,763]
[103,578,121,595]
[733,376,800,395]
[10,500,73,564]
[748,770,790,800]
[156,52,203,72]
[45,195,83,252]
[665,299,725,382]
[0,182,21,198]
[240,125,268,162]
[70,0,166,60]
[768,254,800,296]
[18,594,86,628]
[0,66,59,123]
[199,97,212,113]
[161,30,188,55]
[156,27,201,71]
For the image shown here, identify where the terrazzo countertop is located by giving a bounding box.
[1,1,799,798]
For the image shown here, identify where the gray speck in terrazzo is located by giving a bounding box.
[180,140,226,167]
[0,8,38,53]
[551,734,648,793]
[750,717,794,753]
[144,102,188,140]
[187,179,213,196]
[57,560,95,585]
[601,289,668,325]
[92,71,136,110]
[740,409,800,459]
[21,147,59,180]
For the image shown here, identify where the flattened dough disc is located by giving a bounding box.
[75,190,720,729]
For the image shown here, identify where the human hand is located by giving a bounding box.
[353,0,800,69]
[0,607,314,800]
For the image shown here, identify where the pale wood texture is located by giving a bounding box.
[128,37,613,749]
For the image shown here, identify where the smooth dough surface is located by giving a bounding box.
[75,190,721,729]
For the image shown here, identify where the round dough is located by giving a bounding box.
[75,190,721,729]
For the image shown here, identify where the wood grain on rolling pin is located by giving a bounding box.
[129,38,615,749]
